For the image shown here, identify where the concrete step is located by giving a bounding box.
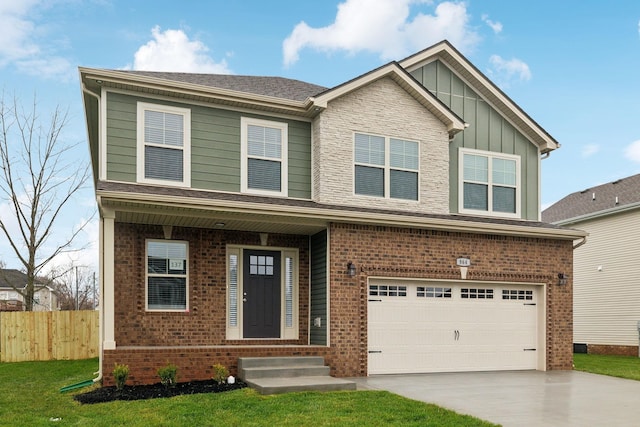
[238,356,325,369]
[241,365,330,380]
[245,376,357,395]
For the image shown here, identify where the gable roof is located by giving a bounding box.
[399,40,559,153]
[0,269,49,290]
[542,173,640,224]
[312,61,466,135]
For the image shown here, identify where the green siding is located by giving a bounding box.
[105,92,312,198]
[412,60,540,220]
[309,230,328,346]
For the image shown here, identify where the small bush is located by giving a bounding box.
[157,363,178,388]
[112,363,129,391]
[212,363,229,384]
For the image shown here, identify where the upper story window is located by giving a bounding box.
[241,117,288,196]
[459,148,520,218]
[146,240,188,311]
[136,102,191,187]
[354,133,419,201]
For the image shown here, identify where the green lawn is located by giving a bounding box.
[574,353,640,381]
[0,359,496,426]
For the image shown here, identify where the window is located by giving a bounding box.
[146,240,188,311]
[461,288,494,299]
[354,133,419,200]
[137,103,191,186]
[417,286,452,298]
[369,285,407,297]
[502,289,533,300]
[241,117,288,196]
[459,148,520,217]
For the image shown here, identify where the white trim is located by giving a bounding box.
[240,117,288,197]
[145,239,189,312]
[353,131,421,202]
[136,102,191,187]
[458,148,521,219]
[102,210,116,350]
[99,87,108,181]
[225,245,299,340]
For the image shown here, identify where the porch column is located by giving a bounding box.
[102,209,116,350]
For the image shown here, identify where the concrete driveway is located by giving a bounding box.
[351,371,640,426]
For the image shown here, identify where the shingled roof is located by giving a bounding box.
[542,173,640,224]
[120,71,329,102]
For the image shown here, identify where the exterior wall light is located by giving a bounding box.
[347,261,357,277]
[558,273,568,285]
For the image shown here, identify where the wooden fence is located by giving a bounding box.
[0,310,99,362]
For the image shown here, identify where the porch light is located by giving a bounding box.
[347,261,357,277]
[557,273,568,285]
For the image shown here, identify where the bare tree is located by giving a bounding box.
[49,263,98,311]
[0,94,92,311]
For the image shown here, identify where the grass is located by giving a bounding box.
[0,358,496,426]
[574,353,640,381]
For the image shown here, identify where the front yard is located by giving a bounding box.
[0,358,495,426]
[573,353,640,381]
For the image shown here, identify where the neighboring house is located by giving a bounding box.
[543,174,640,356]
[0,269,59,311]
[80,40,585,386]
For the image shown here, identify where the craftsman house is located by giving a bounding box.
[543,174,640,356]
[80,40,584,386]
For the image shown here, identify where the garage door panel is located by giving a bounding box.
[368,282,540,375]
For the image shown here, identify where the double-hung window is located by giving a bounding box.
[460,148,520,217]
[241,117,288,196]
[137,102,191,187]
[354,133,419,200]
[146,240,188,311]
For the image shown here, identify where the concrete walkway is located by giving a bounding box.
[351,371,640,426]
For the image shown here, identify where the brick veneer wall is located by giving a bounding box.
[324,223,575,377]
[587,344,639,357]
[104,223,311,385]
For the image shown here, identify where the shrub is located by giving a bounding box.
[157,363,178,388]
[112,363,129,391]
[212,363,229,384]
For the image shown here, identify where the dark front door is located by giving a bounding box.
[243,250,281,338]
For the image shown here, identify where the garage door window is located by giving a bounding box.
[369,285,407,297]
[502,289,533,300]
[417,286,452,298]
[461,288,493,299]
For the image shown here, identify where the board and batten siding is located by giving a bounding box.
[105,92,312,199]
[572,208,640,347]
[410,60,540,220]
[309,230,328,346]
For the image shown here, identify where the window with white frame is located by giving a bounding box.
[354,133,419,200]
[137,102,191,186]
[146,240,188,311]
[241,117,288,196]
[460,148,520,217]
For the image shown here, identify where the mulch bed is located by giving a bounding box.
[74,379,248,404]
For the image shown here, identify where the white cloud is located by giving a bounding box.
[481,14,502,34]
[132,26,232,73]
[624,139,640,163]
[0,0,74,80]
[282,0,480,67]
[488,54,532,86]
[581,144,600,158]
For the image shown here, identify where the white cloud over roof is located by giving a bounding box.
[131,26,232,74]
[282,0,480,67]
[624,139,640,163]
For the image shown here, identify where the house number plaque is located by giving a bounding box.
[456,258,471,267]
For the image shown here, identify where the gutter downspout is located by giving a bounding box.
[573,236,587,250]
[82,83,103,384]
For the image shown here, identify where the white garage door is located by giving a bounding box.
[368,281,541,375]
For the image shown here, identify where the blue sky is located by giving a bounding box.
[1,0,640,273]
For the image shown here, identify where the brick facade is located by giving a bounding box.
[103,221,574,386]
[587,344,639,357]
[325,223,574,376]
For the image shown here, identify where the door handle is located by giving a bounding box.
[454,330,460,341]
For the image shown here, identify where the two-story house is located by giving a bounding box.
[80,40,585,386]
[0,269,59,311]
